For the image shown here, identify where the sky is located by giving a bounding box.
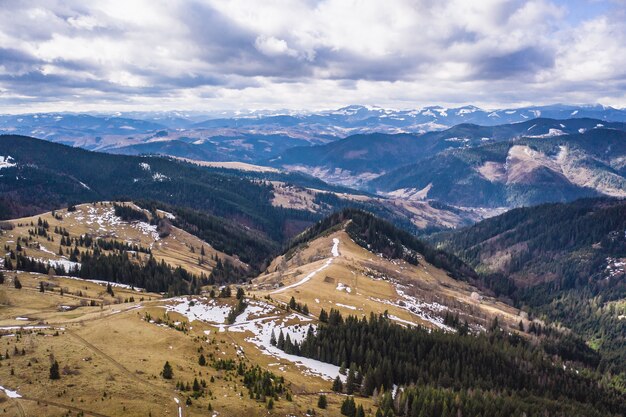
[0,0,625,113]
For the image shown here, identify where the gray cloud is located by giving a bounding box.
[0,0,624,111]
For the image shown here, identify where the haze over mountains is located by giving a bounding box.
[3,103,626,150]
[3,104,625,212]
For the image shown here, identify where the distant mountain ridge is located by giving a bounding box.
[371,127,626,208]
[2,104,626,150]
[270,117,626,189]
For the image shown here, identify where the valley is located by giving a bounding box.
[2,198,623,416]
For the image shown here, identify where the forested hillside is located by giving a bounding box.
[284,310,625,417]
[285,208,476,281]
[432,198,626,372]
[371,128,626,207]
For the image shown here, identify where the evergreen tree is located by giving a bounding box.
[236,287,245,300]
[162,361,173,379]
[319,308,329,323]
[318,394,327,409]
[198,354,206,366]
[49,360,60,380]
[332,375,343,392]
[341,397,356,417]
[14,277,21,289]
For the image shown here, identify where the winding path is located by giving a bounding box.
[271,238,340,294]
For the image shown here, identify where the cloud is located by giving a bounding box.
[0,0,624,112]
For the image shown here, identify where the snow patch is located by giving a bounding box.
[165,297,231,324]
[0,156,16,170]
[0,385,21,398]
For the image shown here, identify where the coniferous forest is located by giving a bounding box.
[285,311,625,417]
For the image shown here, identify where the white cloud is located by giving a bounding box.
[0,0,624,112]
[254,35,297,57]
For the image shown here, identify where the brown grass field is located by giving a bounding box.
[0,203,527,416]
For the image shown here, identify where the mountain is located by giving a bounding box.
[269,117,626,188]
[431,197,626,372]
[1,134,486,272]
[2,204,624,416]
[370,127,626,208]
[2,104,626,159]
[108,133,318,163]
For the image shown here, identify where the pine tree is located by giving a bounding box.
[332,375,343,392]
[318,394,327,409]
[198,354,206,366]
[14,277,22,289]
[50,360,60,380]
[341,397,356,417]
[236,287,245,300]
[277,330,285,350]
[346,363,356,394]
[162,361,173,379]
[319,308,329,323]
[289,296,296,310]
[39,281,45,293]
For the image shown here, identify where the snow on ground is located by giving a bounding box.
[0,325,53,331]
[28,257,81,272]
[62,275,144,290]
[336,282,352,293]
[336,303,357,310]
[173,397,182,417]
[331,238,340,257]
[0,385,21,398]
[0,156,16,169]
[272,238,340,294]
[233,300,276,324]
[38,244,57,256]
[165,297,231,324]
[132,221,160,241]
[164,297,343,381]
[389,315,418,326]
[229,313,343,381]
[68,206,122,234]
[370,284,455,332]
[140,162,151,171]
[152,172,169,182]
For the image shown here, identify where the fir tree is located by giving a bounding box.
[318,394,328,409]
[162,361,173,379]
[332,375,343,392]
[50,360,60,380]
